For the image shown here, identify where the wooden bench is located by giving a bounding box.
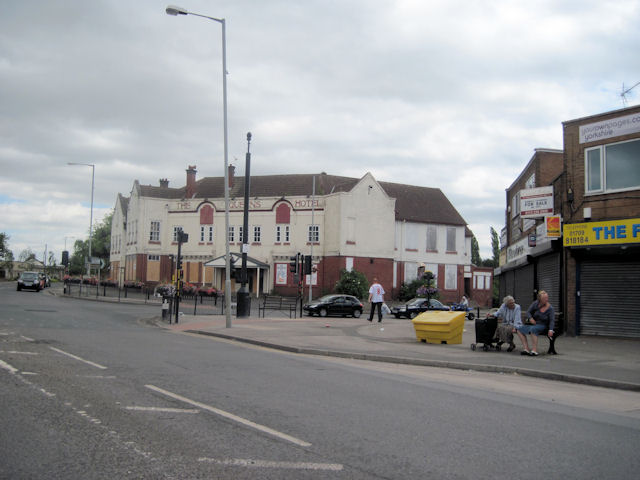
[258,295,298,318]
[516,311,564,354]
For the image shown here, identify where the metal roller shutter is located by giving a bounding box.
[513,264,535,309]
[580,260,640,338]
[536,253,560,308]
[502,270,515,304]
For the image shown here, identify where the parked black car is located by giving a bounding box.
[303,294,364,318]
[391,297,450,319]
[17,271,42,292]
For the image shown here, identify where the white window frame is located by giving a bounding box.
[253,225,261,243]
[445,264,457,290]
[149,221,160,242]
[238,226,244,243]
[308,225,319,243]
[200,225,213,243]
[426,225,437,251]
[148,255,160,261]
[173,226,183,242]
[446,227,456,252]
[228,226,235,243]
[585,138,640,195]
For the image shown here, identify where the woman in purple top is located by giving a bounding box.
[516,290,555,356]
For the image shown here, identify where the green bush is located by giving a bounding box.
[334,269,368,300]
[398,271,439,301]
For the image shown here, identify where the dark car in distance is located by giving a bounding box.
[303,294,364,318]
[17,271,42,292]
[391,297,450,319]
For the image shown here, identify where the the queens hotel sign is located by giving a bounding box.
[563,218,640,246]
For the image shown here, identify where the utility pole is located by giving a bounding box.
[237,132,252,317]
[174,229,188,324]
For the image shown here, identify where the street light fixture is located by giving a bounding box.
[166,5,232,328]
[67,162,95,277]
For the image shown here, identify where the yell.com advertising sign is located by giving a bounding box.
[579,112,640,144]
[563,218,640,246]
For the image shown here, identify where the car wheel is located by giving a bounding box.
[409,311,418,319]
[467,312,475,321]
[307,312,314,317]
[353,309,361,318]
[319,308,328,317]
[394,314,401,319]
[17,285,21,291]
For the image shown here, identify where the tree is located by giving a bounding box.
[334,269,369,299]
[19,248,37,270]
[0,232,9,258]
[1,233,14,278]
[471,235,481,266]
[67,210,113,276]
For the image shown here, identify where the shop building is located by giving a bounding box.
[561,105,640,337]
[109,167,492,305]
[495,149,564,313]
[496,105,640,338]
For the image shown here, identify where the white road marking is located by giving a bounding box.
[20,335,34,342]
[0,359,18,374]
[21,372,38,375]
[145,384,312,447]
[49,347,107,370]
[198,457,343,471]
[1,350,39,355]
[76,375,116,379]
[125,406,199,414]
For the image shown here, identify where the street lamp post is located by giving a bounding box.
[68,162,95,277]
[166,4,232,328]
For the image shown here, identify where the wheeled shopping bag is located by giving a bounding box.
[470,316,498,351]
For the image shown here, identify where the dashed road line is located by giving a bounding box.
[198,457,343,471]
[0,359,18,374]
[49,347,107,370]
[145,384,312,447]
[126,406,199,414]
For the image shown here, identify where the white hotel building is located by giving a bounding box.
[109,166,493,304]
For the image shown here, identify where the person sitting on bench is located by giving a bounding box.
[493,295,521,352]
[516,290,555,356]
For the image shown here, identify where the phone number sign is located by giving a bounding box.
[563,218,640,246]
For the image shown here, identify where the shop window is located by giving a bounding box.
[585,139,640,194]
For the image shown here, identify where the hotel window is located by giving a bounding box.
[149,221,160,242]
[238,226,244,243]
[446,227,456,252]
[201,225,213,242]
[585,139,640,194]
[308,225,319,243]
[173,226,183,242]
[276,225,290,243]
[445,264,457,290]
[253,226,261,243]
[148,255,160,261]
[228,226,235,243]
[426,225,437,251]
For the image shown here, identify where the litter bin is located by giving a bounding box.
[412,311,465,344]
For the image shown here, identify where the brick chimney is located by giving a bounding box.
[228,164,235,188]
[186,165,197,198]
[159,178,169,188]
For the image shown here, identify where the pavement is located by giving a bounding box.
[50,284,640,392]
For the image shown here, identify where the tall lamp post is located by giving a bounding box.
[166,4,232,328]
[68,162,95,277]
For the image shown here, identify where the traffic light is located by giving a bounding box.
[177,257,182,270]
[61,250,69,266]
[304,255,312,275]
[289,254,299,274]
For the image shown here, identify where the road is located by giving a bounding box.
[1,282,639,479]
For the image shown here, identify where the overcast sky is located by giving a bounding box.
[1,0,639,263]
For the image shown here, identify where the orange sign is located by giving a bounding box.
[546,215,561,238]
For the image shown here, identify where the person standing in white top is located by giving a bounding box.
[368,277,385,323]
